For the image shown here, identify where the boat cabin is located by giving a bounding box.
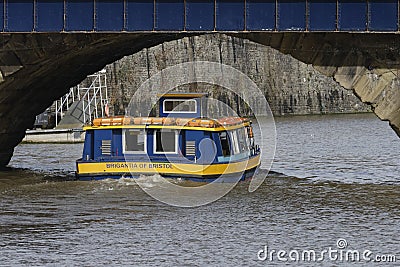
[77,93,260,180]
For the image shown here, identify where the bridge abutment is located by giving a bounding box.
[334,66,400,135]
[242,33,400,137]
[0,33,189,166]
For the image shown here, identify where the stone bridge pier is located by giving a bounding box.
[0,33,186,166]
[0,32,399,167]
[243,33,400,136]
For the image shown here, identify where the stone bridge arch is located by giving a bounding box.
[0,32,399,166]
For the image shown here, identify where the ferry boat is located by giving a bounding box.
[75,93,261,182]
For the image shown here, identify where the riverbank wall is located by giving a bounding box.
[102,34,370,117]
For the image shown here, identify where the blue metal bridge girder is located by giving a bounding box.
[0,0,398,32]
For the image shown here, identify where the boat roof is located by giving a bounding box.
[157,92,209,98]
[84,116,251,132]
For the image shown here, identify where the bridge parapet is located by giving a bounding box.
[0,1,398,33]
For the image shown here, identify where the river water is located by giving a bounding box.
[1,113,399,266]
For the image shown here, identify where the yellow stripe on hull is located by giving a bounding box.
[77,154,260,176]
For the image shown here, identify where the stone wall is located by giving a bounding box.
[105,34,370,116]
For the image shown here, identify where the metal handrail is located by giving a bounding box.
[55,88,75,126]
[54,69,108,127]
[80,71,108,124]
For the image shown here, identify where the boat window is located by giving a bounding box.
[163,99,197,113]
[236,127,249,152]
[154,129,178,154]
[230,130,241,154]
[219,131,231,156]
[123,129,145,153]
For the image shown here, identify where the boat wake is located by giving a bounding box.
[134,174,166,188]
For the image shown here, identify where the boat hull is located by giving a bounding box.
[75,154,260,182]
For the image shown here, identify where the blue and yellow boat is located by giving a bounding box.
[75,93,260,182]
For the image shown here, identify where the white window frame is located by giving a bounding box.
[229,130,241,155]
[237,127,249,152]
[163,99,197,114]
[153,129,179,154]
[122,129,147,154]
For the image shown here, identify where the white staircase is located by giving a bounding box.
[54,69,109,129]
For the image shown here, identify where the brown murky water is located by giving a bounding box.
[1,113,399,266]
